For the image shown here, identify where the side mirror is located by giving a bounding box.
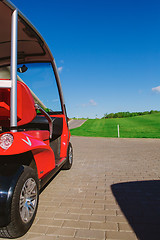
[17,65,28,73]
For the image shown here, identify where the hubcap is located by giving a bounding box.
[19,178,38,223]
[69,146,73,165]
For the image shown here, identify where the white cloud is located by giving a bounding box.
[89,99,97,106]
[152,86,160,93]
[58,66,63,73]
[82,99,97,107]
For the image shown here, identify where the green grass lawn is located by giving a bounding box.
[70,113,160,138]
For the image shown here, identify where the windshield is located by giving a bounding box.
[17,62,62,113]
[0,62,62,113]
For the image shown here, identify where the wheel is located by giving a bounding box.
[0,166,39,238]
[62,142,73,170]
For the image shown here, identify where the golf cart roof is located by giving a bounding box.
[0,0,53,67]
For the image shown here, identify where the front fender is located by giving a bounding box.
[0,165,24,227]
[0,132,55,179]
[0,132,50,155]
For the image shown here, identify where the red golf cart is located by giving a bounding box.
[0,0,73,238]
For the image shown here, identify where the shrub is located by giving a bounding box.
[103,110,160,119]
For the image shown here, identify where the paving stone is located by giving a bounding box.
[68,208,92,215]
[82,203,104,209]
[39,201,60,207]
[36,218,63,227]
[106,215,127,223]
[94,199,116,204]
[46,227,75,237]
[90,222,118,231]
[79,214,105,222]
[73,198,95,204]
[47,206,69,213]
[75,229,105,239]
[54,213,79,221]
[60,202,83,208]
[105,204,120,210]
[62,220,90,229]
[36,211,55,218]
[92,209,116,216]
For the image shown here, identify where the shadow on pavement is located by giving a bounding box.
[111,180,160,240]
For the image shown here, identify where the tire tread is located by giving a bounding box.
[0,166,39,239]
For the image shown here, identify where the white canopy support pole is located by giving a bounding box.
[10,9,18,132]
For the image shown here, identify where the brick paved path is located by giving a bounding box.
[5,137,160,240]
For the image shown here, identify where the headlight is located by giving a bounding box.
[0,134,13,150]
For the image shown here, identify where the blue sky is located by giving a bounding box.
[12,0,160,118]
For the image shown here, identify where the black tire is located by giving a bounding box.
[62,142,73,170]
[0,166,39,239]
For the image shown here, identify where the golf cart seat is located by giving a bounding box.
[0,80,36,128]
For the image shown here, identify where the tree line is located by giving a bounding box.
[103,110,160,119]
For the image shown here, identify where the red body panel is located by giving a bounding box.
[50,114,70,158]
[0,131,55,178]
